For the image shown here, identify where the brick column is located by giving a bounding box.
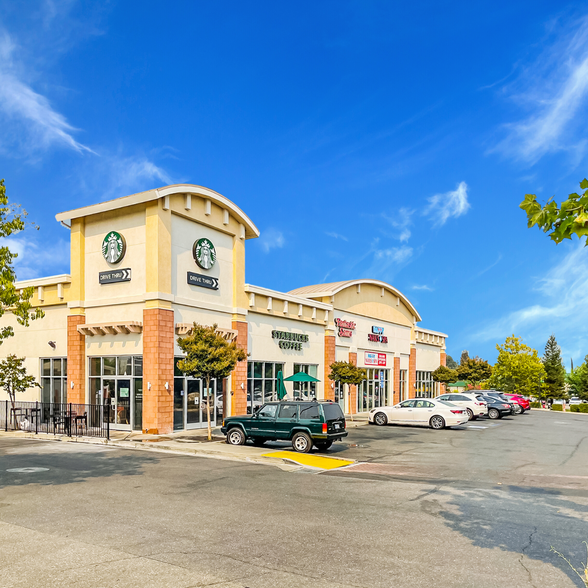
[231,321,248,416]
[393,356,401,405]
[142,308,174,434]
[408,346,417,399]
[440,351,447,394]
[67,315,86,404]
[348,351,357,414]
[324,335,336,401]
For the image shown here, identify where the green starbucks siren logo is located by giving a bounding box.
[193,238,216,270]
[102,231,126,264]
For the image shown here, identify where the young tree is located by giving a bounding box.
[567,355,588,401]
[445,355,458,370]
[457,357,492,387]
[0,179,44,343]
[0,355,40,417]
[542,335,566,399]
[520,178,588,245]
[329,362,367,413]
[489,335,546,397]
[459,350,470,366]
[432,365,458,385]
[177,323,247,440]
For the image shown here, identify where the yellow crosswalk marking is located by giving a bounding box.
[263,451,354,470]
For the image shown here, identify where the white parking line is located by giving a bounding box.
[466,425,488,429]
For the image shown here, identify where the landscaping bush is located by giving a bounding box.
[530,401,541,408]
[571,405,580,412]
[580,404,588,413]
[551,404,563,411]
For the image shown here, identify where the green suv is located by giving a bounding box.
[221,400,348,453]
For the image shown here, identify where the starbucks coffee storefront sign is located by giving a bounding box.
[102,231,126,264]
[272,330,309,351]
[193,238,216,270]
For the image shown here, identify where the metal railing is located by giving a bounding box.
[1,401,110,439]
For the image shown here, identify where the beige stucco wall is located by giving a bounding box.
[0,305,69,401]
[415,342,442,372]
[172,304,233,356]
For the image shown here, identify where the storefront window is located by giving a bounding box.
[40,358,67,404]
[358,369,389,412]
[247,361,285,414]
[416,371,434,398]
[292,364,318,401]
[399,369,407,401]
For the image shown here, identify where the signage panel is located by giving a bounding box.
[364,352,386,366]
[272,330,309,351]
[99,268,131,284]
[187,272,219,290]
[334,318,356,338]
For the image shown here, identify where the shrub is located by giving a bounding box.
[530,401,541,408]
[571,405,580,412]
[551,404,563,411]
[580,404,588,414]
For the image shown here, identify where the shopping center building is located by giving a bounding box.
[0,184,448,433]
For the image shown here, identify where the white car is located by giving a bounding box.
[436,393,487,420]
[368,398,469,429]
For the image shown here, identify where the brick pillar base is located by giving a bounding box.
[348,351,357,414]
[67,315,86,404]
[393,356,401,405]
[231,321,248,416]
[440,352,447,394]
[142,308,174,434]
[408,346,417,399]
[324,335,336,401]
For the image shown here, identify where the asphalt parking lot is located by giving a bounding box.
[0,410,587,587]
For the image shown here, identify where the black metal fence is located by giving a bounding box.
[1,401,109,439]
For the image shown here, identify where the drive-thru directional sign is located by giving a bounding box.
[187,272,219,290]
[99,268,132,284]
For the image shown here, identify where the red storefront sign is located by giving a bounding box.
[364,352,386,366]
[335,318,356,338]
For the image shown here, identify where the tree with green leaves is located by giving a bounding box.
[445,355,458,370]
[457,357,492,387]
[432,365,459,388]
[177,323,246,440]
[520,178,588,245]
[0,355,40,419]
[329,362,367,416]
[460,350,470,366]
[489,335,546,398]
[0,179,44,342]
[567,355,588,401]
[542,335,566,399]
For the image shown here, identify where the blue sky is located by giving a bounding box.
[1,0,587,366]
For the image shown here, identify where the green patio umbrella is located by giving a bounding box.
[276,370,288,400]
[283,372,321,383]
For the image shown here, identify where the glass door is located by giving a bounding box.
[116,380,131,427]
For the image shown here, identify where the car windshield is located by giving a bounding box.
[322,403,344,420]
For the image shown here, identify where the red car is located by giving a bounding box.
[504,394,530,413]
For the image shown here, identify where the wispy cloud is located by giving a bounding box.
[412,284,434,291]
[4,236,70,280]
[0,31,94,156]
[474,254,503,278]
[258,228,285,253]
[325,231,348,242]
[374,245,413,264]
[491,15,588,165]
[425,181,470,226]
[470,244,588,363]
[381,207,413,242]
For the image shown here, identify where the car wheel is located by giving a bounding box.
[374,412,388,426]
[292,432,313,453]
[315,441,333,451]
[488,408,500,420]
[430,415,445,429]
[226,427,246,445]
[513,404,523,415]
[466,408,474,421]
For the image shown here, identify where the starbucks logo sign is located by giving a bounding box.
[193,238,216,270]
[102,231,126,264]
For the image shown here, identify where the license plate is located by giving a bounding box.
[334,423,340,430]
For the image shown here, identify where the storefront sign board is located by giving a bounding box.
[187,272,219,290]
[99,268,131,284]
[365,352,386,366]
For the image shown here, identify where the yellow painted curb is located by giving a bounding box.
[263,451,354,470]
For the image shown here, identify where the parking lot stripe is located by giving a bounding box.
[262,451,355,470]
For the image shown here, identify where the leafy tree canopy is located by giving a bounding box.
[329,362,367,386]
[459,350,470,366]
[0,354,39,409]
[567,355,588,401]
[489,335,546,397]
[520,179,588,245]
[457,357,492,386]
[432,365,458,385]
[445,354,458,370]
[0,179,44,342]
[542,335,566,399]
[177,323,246,439]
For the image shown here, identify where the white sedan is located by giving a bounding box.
[368,398,469,429]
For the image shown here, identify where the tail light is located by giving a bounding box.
[450,410,462,414]
[322,423,327,434]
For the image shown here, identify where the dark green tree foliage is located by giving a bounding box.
[432,365,458,385]
[457,357,492,386]
[568,355,588,401]
[177,323,247,440]
[0,354,40,410]
[0,179,44,342]
[445,355,458,370]
[520,178,588,245]
[328,362,367,387]
[459,350,470,366]
[542,335,566,399]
